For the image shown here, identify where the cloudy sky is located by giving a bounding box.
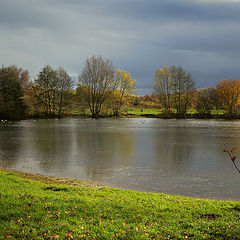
[0,0,240,95]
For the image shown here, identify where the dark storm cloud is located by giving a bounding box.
[0,0,240,94]
[110,0,240,23]
[0,1,54,29]
[54,0,240,23]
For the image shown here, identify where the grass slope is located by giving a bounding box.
[0,169,239,239]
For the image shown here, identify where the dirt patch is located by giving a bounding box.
[43,186,69,192]
[200,213,221,220]
[0,168,102,189]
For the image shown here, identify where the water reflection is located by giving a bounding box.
[1,119,135,181]
[153,125,195,175]
[73,120,134,181]
[0,118,239,200]
[0,123,23,168]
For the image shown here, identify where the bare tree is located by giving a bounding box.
[78,56,115,118]
[171,65,195,117]
[196,88,217,115]
[223,148,240,174]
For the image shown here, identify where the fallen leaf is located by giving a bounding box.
[230,148,236,152]
[67,232,73,239]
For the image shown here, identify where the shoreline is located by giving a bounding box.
[5,112,240,121]
[3,107,240,121]
[0,168,239,202]
[0,168,239,239]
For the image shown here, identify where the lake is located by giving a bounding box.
[0,118,239,200]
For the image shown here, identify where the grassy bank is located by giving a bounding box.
[0,169,239,239]
[124,108,236,119]
[9,108,240,120]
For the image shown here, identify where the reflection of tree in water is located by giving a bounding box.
[120,134,134,161]
[153,126,195,175]
[0,119,134,180]
[30,120,74,172]
[0,123,23,168]
[29,119,134,179]
[75,131,134,181]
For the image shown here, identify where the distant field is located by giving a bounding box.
[125,108,162,115]
[125,108,228,116]
[53,107,229,118]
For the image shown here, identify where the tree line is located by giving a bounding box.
[153,65,240,117]
[1,55,240,120]
[0,56,136,119]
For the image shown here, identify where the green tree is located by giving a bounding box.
[0,65,28,119]
[34,65,58,115]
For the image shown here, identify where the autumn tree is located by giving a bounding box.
[111,69,136,116]
[75,85,89,115]
[170,65,195,117]
[78,55,115,118]
[34,65,58,115]
[0,65,29,119]
[153,65,195,116]
[56,67,73,115]
[215,80,240,114]
[34,65,72,115]
[25,82,42,115]
[196,88,217,115]
[153,65,172,113]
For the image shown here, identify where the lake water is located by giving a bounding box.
[0,118,239,200]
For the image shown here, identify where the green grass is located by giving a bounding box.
[125,108,231,117]
[125,108,228,116]
[32,107,230,119]
[1,169,239,240]
[125,108,162,116]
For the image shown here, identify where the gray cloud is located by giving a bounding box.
[0,0,240,94]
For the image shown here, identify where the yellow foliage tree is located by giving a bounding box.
[25,83,43,115]
[153,65,172,113]
[215,80,240,114]
[111,69,136,116]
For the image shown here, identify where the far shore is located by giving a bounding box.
[5,110,240,121]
